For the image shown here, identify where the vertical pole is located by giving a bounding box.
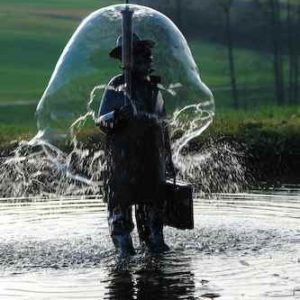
[225,6,238,109]
[121,7,133,101]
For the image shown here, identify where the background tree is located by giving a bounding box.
[254,0,286,105]
[215,0,239,109]
[175,0,183,30]
[295,4,300,103]
[286,0,299,104]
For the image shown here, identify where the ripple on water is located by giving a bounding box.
[0,191,299,299]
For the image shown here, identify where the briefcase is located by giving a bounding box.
[162,178,194,230]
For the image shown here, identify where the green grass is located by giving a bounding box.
[189,41,282,109]
[190,41,274,87]
[1,103,299,148]
[0,0,285,106]
[0,0,120,105]
[206,105,300,138]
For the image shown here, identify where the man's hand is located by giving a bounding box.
[117,104,135,121]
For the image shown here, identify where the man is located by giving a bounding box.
[97,34,175,257]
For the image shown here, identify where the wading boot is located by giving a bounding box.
[137,204,170,254]
[147,231,170,254]
[112,234,136,258]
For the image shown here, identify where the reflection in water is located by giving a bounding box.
[105,270,135,299]
[103,253,196,300]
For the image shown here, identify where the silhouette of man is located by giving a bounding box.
[97,34,175,257]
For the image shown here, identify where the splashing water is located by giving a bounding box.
[0,4,249,198]
[0,139,101,197]
[0,107,248,198]
[177,139,250,194]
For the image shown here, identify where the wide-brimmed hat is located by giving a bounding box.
[109,33,155,60]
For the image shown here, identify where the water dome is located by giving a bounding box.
[35,4,214,144]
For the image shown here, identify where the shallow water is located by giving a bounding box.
[0,190,299,299]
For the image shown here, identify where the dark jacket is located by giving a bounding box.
[98,74,171,208]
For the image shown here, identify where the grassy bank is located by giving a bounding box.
[200,106,300,184]
[1,105,299,144]
[1,106,299,185]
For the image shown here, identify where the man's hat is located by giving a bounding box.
[109,33,155,60]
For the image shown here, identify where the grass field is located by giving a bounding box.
[0,0,119,103]
[0,0,299,148]
[0,0,279,104]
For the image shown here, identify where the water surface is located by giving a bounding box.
[0,190,299,299]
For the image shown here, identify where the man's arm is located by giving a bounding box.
[96,88,120,134]
[96,87,135,134]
